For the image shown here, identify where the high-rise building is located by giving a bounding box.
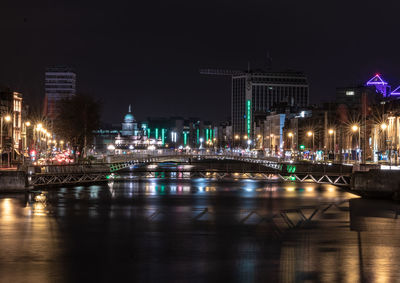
[44,66,76,120]
[232,70,309,139]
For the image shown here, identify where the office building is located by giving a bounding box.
[44,66,76,120]
[232,70,309,139]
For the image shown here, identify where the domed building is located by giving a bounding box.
[121,105,138,136]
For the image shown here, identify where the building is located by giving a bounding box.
[0,88,25,165]
[231,70,309,140]
[366,74,391,97]
[44,66,76,121]
[121,105,138,136]
[262,113,286,154]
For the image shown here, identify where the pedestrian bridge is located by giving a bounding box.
[27,153,352,187]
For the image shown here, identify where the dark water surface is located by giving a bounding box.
[1,179,399,282]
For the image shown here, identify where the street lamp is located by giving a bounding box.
[234,134,240,149]
[381,123,388,164]
[307,131,314,159]
[328,129,336,161]
[351,124,361,163]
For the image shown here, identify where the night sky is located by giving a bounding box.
[1,0,400,123]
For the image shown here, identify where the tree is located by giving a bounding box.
[54,94,101,161]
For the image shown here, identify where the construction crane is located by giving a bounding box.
[199,69,244,76]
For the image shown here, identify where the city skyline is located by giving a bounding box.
[1,0,400,123]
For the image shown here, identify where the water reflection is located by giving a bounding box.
[0,181,400,282]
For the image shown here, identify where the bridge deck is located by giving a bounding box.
[27,154,352,187]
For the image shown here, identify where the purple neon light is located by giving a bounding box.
[366,74,387,85]
[391,85,400,96]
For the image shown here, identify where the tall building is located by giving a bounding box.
[232,70,309,139]
[44,66,76,120]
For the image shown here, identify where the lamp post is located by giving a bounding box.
[307,131,314,160]
[381,123,388,165]
[23,121,31,164]
[328,129,336,161]
[234,135,239,148]
[352,124,360,163]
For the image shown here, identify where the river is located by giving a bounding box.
[0,179,399,282]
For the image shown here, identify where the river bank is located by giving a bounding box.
[0,171,27,192]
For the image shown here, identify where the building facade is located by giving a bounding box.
[232,70,309,139]
[0,88,26,165]
[44,66,76,121]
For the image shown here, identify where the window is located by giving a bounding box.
[346,91,355,96]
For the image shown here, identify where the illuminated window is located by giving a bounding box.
[346,91,355,96]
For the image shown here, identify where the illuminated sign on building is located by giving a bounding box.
[246,99,251,137]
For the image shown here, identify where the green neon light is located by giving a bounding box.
[155,128,159,139]
[183,132,188,145]
[197,129,200,144]
[148,128,151,138]
[247,99,251,137]
[287,165,297,173]
[161,129,166,145]
[206,129,209,141]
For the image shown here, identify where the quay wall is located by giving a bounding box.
[0,171,27,192]
[350,170,400,199]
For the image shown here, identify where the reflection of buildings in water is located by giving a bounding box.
[278,199,400,282]
[349,198,400,282]
[0,196,63,282]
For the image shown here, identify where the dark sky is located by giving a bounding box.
[1,0,400,123]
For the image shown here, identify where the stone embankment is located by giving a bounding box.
[0,171,27,192]
[351,169,400,200]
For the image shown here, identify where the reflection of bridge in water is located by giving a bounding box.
[28,153,353,187]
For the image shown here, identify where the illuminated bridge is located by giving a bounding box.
[27,153,353,187]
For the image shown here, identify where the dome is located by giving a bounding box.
[124,104,135,122]
[124,113,134,123]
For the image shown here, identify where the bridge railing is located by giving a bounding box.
[28,164,110,175]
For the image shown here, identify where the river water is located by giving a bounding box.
[1,179,400,282]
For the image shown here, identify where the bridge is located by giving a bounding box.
[27,152,353,187]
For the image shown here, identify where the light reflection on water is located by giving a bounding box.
[1,180,400,282]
